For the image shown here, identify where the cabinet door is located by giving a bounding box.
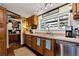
[28,18,31,26]
[34,16,38,25]
[77,3,79,13]
[26,35,32,47]
[36,37,44,54]
[26,19,29,26]
[32,36,37,49]
[44,39,52,56]
[44,39,56,56]
[23,34,27,45]
[72,3,77,15]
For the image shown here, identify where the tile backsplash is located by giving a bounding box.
[71,19,79,29]
[36,20,79,34]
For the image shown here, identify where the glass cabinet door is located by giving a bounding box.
[37,37,41,46]
[45,39,51,50]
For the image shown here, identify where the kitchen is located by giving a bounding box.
[0,3,79,56]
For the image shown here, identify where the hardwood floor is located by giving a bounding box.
[7,43,21,56]
[7,43,42,56]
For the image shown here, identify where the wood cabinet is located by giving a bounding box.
[23,34,27,45]
[44,39,56,56]
[25,35,32,47]
[28,18,32,26]
[26,18,29,27]
[36,37,44,55]
[32,36,37,50]
[31,15,38,26]
[77,4,79,13]
[9,34,20,44]
[72,3,79,19]
[28,15,38,29]
[0,7,7,55]
[23,34,56,56]
[0,40,6,56]
[23,16,38,33]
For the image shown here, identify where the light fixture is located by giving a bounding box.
[34,3,53,15]
[44,3,53,10]
[45,3,53,7]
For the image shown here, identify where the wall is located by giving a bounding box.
[71,19,79,29]
[37,4,79,34]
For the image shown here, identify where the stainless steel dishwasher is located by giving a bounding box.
[56,40,79,56]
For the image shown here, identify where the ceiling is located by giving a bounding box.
[1,3,65,18]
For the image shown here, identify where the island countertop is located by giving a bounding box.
[24,33,79,44]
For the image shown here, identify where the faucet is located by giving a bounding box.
[46,24,51,34]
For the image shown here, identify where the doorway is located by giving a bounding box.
[7,12,21,48]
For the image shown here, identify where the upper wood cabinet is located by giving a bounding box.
[72,3,79,19]
[32,15,38,25]
[26,18,29,26]
[28,15,38,29]
[77,4,79,13]
[29,15,38,25]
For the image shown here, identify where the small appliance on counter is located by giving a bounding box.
[65,25,73,38]
[74,28,79,38]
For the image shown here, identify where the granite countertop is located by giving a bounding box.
[24,33,79,44]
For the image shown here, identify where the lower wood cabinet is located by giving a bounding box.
[26,35,32,47]
[24,34,56,56]
[44,39,56,56]
[23,34,27,44]
[36,37,44,55]
[32,36,37,50]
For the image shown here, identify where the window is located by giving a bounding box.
[40,4,71,31]
[40,11,70,31]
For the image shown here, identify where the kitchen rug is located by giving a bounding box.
[14,47,36,56]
